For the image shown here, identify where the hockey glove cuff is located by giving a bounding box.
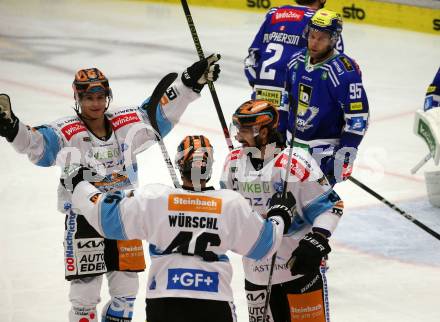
[182,54,221,93]
[323,149,356,186]
[0,94,19,142]
[60,166,104,192]
[288,230,331,276]
[266,191,296,234]
[244,48,259,86]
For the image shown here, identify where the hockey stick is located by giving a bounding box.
[180,0,234,151]
[262,100,300,321]
[348,176,440,240]
[410,152,432,174]
[142,72,181,188]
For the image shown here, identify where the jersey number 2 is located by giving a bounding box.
[260,43,284,80]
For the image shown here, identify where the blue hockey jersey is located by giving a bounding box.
[424,67,440,111]
[284,48,369,165]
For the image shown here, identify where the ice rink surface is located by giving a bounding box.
[0,0,439,321]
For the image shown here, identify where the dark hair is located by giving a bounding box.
[295,0,317,5]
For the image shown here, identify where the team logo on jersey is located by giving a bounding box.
[271,8,304,24]
[167,268,219,292]
[111,113,140,131]
[61,122,87,141]
[298,83,312,115]
[296,106,319,132]
[168,194,222,214]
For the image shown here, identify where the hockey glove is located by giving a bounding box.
[323,150,354,186]
[60,166,103,192]
[244,48,259,87]
[181,54,221,93]
[288,229,331,276]
[266,191,296,234]
[0,94,19,142]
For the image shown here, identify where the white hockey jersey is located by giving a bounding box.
[220,146,343,285]
[71,182,285,301]
[9,80,198,211]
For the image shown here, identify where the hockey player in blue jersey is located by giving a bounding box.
[244,0,343,138]
[284,9,369,186]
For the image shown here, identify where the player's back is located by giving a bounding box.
[128,184,276,301]
[250,5,315,88]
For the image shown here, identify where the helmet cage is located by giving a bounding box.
[175,135,214,183]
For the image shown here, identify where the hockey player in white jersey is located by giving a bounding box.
[0,55,220,322]
[220,99,343,322]
[65,134,295,322]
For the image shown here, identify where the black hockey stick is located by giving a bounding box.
[348,176,440,240]
[142,72,182,188]
[180,0,234,151]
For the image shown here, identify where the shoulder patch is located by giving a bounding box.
[271,8,305,24]
[274,153,310,182]
[111,112,141,131]
[61,122,87,141]
[427,85,436,94]
[229,149,243,161]
[339,56,353,72]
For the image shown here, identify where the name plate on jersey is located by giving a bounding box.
[255,87,283,107]
[168,194,222,214]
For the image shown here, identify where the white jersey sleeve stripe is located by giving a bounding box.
[302,190,337,225]
[98,191,128,240]
[246,220,276,260]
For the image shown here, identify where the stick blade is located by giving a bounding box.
[142,72,178,134]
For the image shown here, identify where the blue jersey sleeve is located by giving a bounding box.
[335,57,369,150]
[424,67,440,111]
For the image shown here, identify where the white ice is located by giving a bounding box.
[0,1,439,321]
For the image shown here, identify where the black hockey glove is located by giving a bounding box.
[181,54,221,93]
[0,94,19,142]
[266,191,296,234]
[288,229,331,276]
[60,166,103,192]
